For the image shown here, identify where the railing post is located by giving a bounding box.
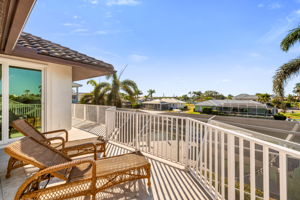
[83,104,86,120]
[105,109,109,140]
[176,118,180,163]
[227,134,235,200]
[279,152,287,200]
[136,113,140,150]
[96,106,100,124]
[185,118,190,168]
[105,108,116,141]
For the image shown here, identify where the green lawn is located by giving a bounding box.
[282,111,300,121]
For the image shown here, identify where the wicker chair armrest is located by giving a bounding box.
[15,159,96,200]
[43,129,69,142]
[98,136,108,143]
[42,137,65,149]
[62,143,98,160]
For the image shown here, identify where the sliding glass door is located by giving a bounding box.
[9,66,42,138]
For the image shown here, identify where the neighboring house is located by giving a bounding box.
[143,98,186,110]
[72,83,82,103]
[0,1,114,145]
[233,94,258,101]
[194,100,274,116]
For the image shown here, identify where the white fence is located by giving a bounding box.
[105,109,300,200]
[72,104,115,125]
[9,104,41,118]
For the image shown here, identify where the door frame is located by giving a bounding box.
[0,56,47,145]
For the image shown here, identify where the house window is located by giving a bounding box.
[9,66,42,138]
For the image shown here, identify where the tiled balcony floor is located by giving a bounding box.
[0,119,211,200]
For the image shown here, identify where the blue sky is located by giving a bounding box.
[25,0,300,97]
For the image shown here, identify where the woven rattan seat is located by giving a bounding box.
[6,119,106,178]
[4,137,151,200]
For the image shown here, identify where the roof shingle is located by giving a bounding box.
[17,32,113,70]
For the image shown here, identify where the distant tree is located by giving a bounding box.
[147,89,156,100]
[192,91,202,98]
[24,89,30,96]
[227,94,233,99]
[256,93,271,103]
[180,94,190,102]
[293,83,300,100]
[272,97,282,108]
[202,90,225,99]
[287,94,296,103]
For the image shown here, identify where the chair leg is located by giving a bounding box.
[6,157,16,178]
[103,146,106,157]
[146,167,151,187]
[147,177,151,187]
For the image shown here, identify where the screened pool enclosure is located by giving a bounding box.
[195,100,275,116]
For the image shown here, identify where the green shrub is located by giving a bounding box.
[132,103,141,108]
[202,107,213,114]
[273,113,287,120]
[212,110,219,115]
[285,102,292,108]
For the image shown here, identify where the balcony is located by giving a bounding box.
[1,104,300,200]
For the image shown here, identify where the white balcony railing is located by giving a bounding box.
[73,104,300,200]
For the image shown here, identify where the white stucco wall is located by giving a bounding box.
[45,63,72,131]
[0,55,73,132]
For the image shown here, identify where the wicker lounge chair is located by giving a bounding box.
[4,137,151,200]
[6,119,106,178]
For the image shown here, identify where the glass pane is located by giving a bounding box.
[9,66,42,139]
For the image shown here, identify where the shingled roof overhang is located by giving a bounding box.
[0,0,115,81]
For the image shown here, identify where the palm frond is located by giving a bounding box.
[273,58,300,97]
[281,26,300,52]
[80,93,93,104]
[122,79,138,90]
[87,80,98,87]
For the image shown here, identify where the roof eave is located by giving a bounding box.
[8,45,115,81]
[0,0,36,53]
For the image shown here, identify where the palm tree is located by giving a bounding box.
[287,94,295,103]
[256,93,271,103]
[293,83,300,101]
[147,89,156,100]
[273,25,300,97]
[80,80,110,104]
[106,73,139,107]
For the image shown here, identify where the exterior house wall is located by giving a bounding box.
[46,63,72,131]
[0,55,73,133]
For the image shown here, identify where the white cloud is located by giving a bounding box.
[62,23,81,27]
[257,3,264,8]
[268,2,281,9]
[257,2,282,9]
[72,28,89,33]
[106,0,140,6]
[129,54,148,62]
[91,0,99,4]
[73,15,81,19]
[260,9,300,43]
